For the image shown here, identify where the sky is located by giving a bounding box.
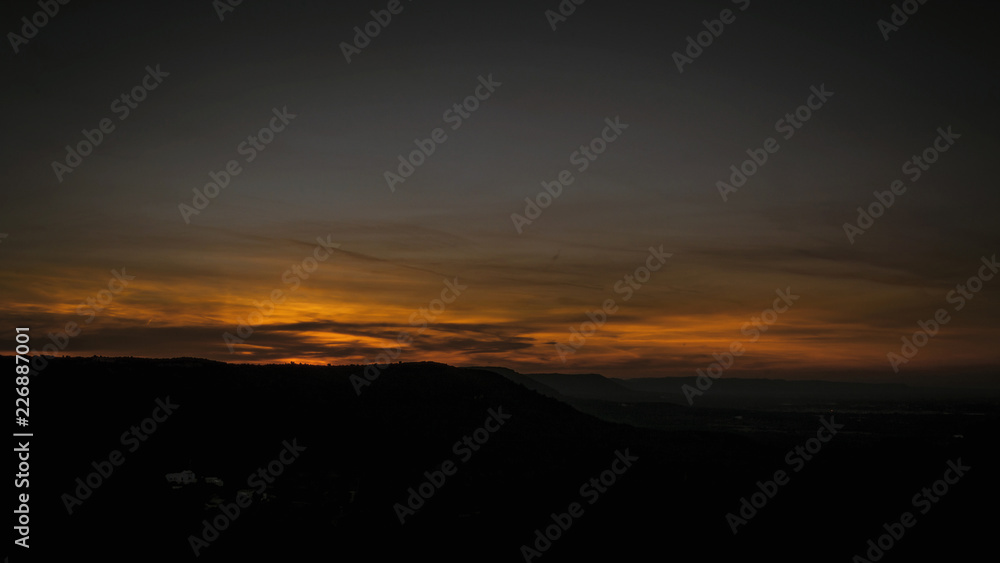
[1,0,998,382]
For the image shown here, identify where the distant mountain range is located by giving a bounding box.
[474,365,1000,409]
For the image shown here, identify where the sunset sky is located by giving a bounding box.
[1,0,997,381]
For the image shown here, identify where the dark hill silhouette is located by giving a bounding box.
[517,372,645,402]
[16,356,999,562]
[473,366,649,403]
[467,365,566,400]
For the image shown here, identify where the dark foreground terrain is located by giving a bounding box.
[11,357,1000,562]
